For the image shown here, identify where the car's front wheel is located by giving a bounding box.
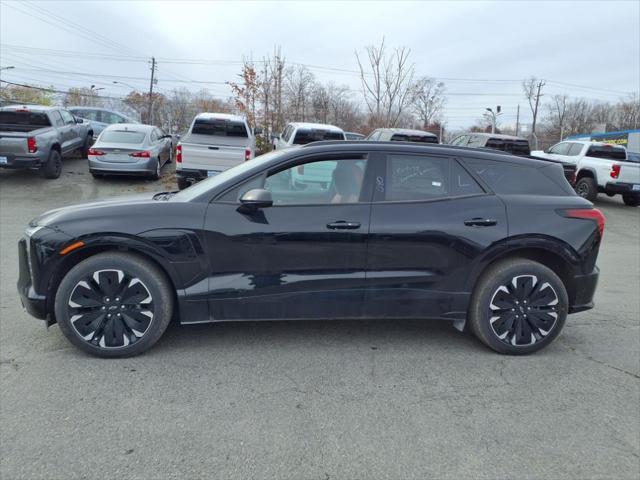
[622,194,639,207]
[468,259,568,355]
[54,252,174,357]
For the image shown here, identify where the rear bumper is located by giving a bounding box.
[604,182,640,197]
[569,266,599,314]
[17,238,48,320]
[176,168,221,185]
[0,154,44,169]
[89,157,155,176]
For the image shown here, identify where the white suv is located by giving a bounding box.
[273,122,345,150]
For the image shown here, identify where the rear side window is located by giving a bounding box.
[100,130,146,144]
[292,129,344,144]
[464,158,568,196]
[567,143,584,156]
[0,111,51,126]
[390,134,438,144]
[385,155,449,201]
[586,145,626,160]
[192,118,248,137]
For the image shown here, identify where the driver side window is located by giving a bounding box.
[218,157,369,205]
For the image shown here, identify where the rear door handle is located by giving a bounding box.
[464,218,497,227]
[327,221,361,230]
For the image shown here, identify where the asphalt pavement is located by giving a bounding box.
[1,157,638,480]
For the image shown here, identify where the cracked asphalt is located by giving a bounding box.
[1,157,639,480]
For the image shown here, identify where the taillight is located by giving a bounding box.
[27,137,37,153]
[610,164,621,179]
[562,208,606,237]
[87,148,105,156]
[129,151,151,158]
[176,144,182,164]
[244,148,251,161]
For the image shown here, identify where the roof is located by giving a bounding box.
[376,128,437,137]
[0,104,60,112]
[561,139,626,148]
[288,122,344,132]
[462,132,527,140]
[102,123,155,133]
[195,112,246,122]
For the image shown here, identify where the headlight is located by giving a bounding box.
[25,225,44,238]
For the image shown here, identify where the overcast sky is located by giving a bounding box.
[1,0,638,129]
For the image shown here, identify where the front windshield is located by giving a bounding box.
[172,149,288,201]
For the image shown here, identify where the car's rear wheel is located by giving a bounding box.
[575,176,597,201]
[622,194,639,207]
[41,149,62,179]
[54,252,174,357]
[469,259,568,355]
[80,135,92,158]
[177,177,190,190]
[150,159,161,180]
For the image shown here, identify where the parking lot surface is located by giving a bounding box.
[1,157,639,480]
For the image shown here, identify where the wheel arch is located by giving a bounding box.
[576,167,597,183]
[46,237,181,325]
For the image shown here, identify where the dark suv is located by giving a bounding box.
[18,141,603,357]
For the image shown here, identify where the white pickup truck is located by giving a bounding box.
[176,113,257,190]
[532,140,640,206]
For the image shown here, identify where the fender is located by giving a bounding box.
[464,234,581,293]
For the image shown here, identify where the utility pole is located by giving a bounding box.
[148,57,156,125]
[515,104,520,136]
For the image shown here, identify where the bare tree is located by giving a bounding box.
[356,38,417,128]
[547,94,568,141]
[412,77,446,127]
[614,93,640,130]
[284,64,315,122]
[63,87,102,107]
[522,77,545,148]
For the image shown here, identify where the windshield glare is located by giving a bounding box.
[172,149,288,201]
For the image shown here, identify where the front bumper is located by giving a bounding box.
[604,182,640,197]
[17,238,48,320]
[569,266,599,313]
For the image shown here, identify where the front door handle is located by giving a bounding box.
[464,218,497,227]
[327,221,361,230]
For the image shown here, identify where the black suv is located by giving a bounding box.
[18,141,603,357]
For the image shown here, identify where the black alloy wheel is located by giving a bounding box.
[67,269,154,349]
[488,275,559,346]
[55,252,173,357]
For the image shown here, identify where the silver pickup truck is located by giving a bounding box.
[0,105,93,179]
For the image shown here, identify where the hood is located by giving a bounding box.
[31,192,159,228]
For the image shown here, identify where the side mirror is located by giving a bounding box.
[544,148,550,154]
[239,189,273,212]
[75,117,84,124]
[270,134,279,141]
[254,127,263,135]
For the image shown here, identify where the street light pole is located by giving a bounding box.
[485,106,502,134]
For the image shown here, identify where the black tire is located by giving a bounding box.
[575,176,597,202]
[150,159,161,180]
[468,259,568,355]
[41,149,62,179]
[54,252,174,358]
[177,177,190,190]
[622,194,640,207]
[90,171,103,179]
[81,135,92,158]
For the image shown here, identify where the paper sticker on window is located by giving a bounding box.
[432,181,442,187]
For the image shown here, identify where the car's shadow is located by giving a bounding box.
[151,318,486,356]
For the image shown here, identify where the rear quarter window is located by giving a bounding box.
[192,119,248,137]
[292,129,344,144]
[586,145,626,160]
[464,158,569,196]
[0,111,51,126]
[390,134,438,144]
